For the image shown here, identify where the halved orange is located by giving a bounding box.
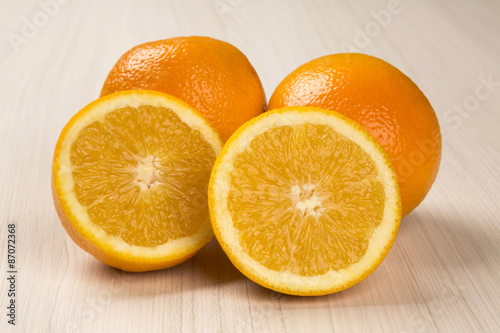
[209,107,401,295]
[52,90,222,272]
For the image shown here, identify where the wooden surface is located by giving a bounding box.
[1,0,500,332]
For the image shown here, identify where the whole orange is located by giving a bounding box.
[268,53,441,217]
[101,36,266,141]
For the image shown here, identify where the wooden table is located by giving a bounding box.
[1,0,499,332]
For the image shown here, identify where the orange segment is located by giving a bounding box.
[52,90,222,272]
[209,107,401,295]
[228,124,385,276]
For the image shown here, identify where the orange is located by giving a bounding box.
[268,53,441,217]
[101,36,266,142]
[209,107,401,295]
[52,90,222,272]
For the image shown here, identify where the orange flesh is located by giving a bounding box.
[70,105,216,247]
[227,124,385,276]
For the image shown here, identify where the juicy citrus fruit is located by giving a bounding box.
[209,107,401,295]
[268,53,441,217]
[100,36,266,142]
[52,90,222,272]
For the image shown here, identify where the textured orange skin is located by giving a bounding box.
[268,53,441,217]
[101,36,266,142]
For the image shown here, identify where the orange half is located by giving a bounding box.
[52,90,222,271]
[209,107,401,295]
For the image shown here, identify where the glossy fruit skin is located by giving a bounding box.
[268,53,441,217]
[101,36,266,142]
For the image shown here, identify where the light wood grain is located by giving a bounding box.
[1,0,500,332]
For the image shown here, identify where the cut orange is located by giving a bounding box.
[209,107,401,295]
[52,90,222,272]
